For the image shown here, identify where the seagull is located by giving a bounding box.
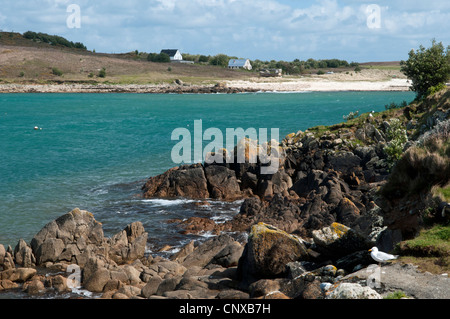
[369,247,398,264]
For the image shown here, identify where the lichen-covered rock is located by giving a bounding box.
[325,283,381,299]
[312,222,370,257]
[237,223,309,284]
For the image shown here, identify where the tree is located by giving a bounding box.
[147,52,170,63]
[209,54,229,67]
[400,39,450,99]
[198,55,209,63]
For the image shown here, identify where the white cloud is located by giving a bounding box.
[0,0,449,61]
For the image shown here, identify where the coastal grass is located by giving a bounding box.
[383,290,408,299]
[396,223,450,274]
[432,184,450,201]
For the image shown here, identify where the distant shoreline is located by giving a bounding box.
[0,79,411,94]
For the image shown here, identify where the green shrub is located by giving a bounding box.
[147,52,170,63]
[343,111,359,121]
[384,118,408,167]
[385,100,408,110]
[98,68,106,78]
[426,82,447,97]
[19,71,25,77]
[52,67,63,76]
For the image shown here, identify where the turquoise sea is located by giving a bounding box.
[0,91,415,251]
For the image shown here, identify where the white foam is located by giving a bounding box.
[141,198,198,206]
[71,287,94,298]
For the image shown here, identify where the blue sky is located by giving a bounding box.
[1,0,449,62]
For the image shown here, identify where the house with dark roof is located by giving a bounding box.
[228,58,252,70]
[160,49,183,61]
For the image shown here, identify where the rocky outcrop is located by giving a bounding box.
[237,223,309,284]
[142,164,210,199]
[30,208,105,267]
[1,209,448,299]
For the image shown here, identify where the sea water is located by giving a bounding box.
[0,91,415,251]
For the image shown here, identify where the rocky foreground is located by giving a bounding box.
[1,90,449,300]
[0,208,448,300]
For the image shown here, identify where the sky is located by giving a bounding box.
[1,0,450,62]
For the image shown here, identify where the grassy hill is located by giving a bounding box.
[0,31,254,85]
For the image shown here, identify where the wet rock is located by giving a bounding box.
[0,268,37,282]
[0,279,18,291]
[24,278,45,295]
[172,217,220,235]
[142,164,210,199]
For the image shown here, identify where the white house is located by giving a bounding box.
[160,49,183,61]
[228,59,252,70]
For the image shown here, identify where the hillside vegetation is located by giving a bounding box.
[0,31,405,86]
[0,31,253,85]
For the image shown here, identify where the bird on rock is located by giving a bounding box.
[369,247,398,264]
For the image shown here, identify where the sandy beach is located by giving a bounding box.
[0,77,411,93]
[225,77,410,92]
[0,64,411,93]
[224,68,411,92]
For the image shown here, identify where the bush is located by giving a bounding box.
[147,52,170,63]
[52,67,63,76]
[384,118,408,166]
[400,39,450,100]
[385,100,408,110]
[198,55,209,63]
[381,135,450,199]
[343,111,359,121]
[98,68,106,78]
[426,83,447,97]
[23,31,87,50]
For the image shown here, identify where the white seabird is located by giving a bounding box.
[369,247,398,263]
